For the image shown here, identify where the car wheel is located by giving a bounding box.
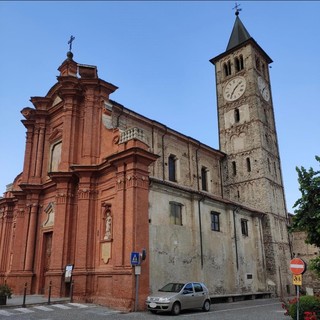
[171,302,181,315]
[202,299,210,312]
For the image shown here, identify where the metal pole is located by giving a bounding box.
[296,285,299,320]
[134,274,139,312]
[48,281,52,305]
[22,282,27,308]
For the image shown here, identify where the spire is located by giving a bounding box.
[226,6,251,51]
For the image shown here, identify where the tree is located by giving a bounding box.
[290,156,320,275]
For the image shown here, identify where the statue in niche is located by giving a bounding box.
[102,203,112,241]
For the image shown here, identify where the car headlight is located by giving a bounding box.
[158,297,170,303]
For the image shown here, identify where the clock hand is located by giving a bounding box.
[230,83,240,98]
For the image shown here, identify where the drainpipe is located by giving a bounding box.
[195,142,201,191]
[161,127,167,181]
[198,196,205,268]
[233,206,240,270]
[195,142,204,268]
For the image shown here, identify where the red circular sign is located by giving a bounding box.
[290,258,306,275]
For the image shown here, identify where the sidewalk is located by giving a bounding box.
[1,294,70,308]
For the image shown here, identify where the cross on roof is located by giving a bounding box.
[68,35,75,52]
[233,2,242,16]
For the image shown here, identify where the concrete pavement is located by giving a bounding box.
[1,294,70,308]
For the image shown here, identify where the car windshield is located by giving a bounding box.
[158,283,185,293]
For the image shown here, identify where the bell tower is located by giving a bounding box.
[210,9,292,296]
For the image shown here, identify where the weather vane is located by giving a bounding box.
[233,2,242,16]
[68,35,75,52]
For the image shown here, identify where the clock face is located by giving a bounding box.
[258,76,270,101]
[223,76,246,102]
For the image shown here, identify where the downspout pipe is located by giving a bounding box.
[161,127,168,181]
[233,206,240,270]
[198,196,205,269]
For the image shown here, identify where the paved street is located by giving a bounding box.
[0,297,288,320]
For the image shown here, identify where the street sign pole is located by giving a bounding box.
[297,284,299,320]
[290,258,306,320]
[131,250,146,312]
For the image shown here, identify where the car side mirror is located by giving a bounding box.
[183,290,190,295]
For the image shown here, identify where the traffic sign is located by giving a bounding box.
[130,252,140,266]
[293,274,302,286]
[290,258,306,275]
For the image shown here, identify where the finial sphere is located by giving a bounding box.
[67,51,74,60]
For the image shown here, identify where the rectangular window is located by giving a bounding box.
[201,167,208,191]
[241,219,248,236]
[211,211,220,231]
[170,202,182,225]
[168,155,176,182]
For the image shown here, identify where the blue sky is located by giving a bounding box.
[0,1,319,212]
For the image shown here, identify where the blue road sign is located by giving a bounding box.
[131,252,140,266]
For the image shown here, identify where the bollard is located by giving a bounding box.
[22,282,27,308]
[70,280,74,303]
[48,281,52,305]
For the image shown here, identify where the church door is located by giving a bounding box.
[40,232,52,294]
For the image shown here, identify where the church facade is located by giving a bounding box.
[0,13,292,311]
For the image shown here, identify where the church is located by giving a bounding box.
[0,11,292,311]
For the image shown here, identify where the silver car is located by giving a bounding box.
[146,282,211,315]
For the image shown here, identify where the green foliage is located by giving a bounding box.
[0,284,12,298]
[282,296,320,319]
[310,256,320,278]
[290,156,320,247]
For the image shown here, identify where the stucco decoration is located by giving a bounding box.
[101,242,111,264]
[43,202,55,228]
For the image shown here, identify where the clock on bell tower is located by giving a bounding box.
[210,9,291,297]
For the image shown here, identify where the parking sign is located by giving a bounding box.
[130,252,140,266]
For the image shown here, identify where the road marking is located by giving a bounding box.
[0,310,13,316]
[179,302,282,317]
[68,302,89,308]
[214,302,281,313]
[51,303,72,309]
[15,307,35,313]
[34,305,54,311]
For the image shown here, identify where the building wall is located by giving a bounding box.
[148,183,268,295]
[291,231,320,295]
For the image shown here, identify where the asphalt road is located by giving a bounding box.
[0,298,289,320]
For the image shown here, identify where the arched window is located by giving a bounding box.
[234,108,240,123]
[239,55,244,70]
[256,56,261,71]
[227,60,231,75]
[246,157,251,172]
[235,57,240,72]
[232,161,237,176]
[224,60,232,76]
[235,55,244,72]
[223,63,228,77]
[50,141,62,172]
